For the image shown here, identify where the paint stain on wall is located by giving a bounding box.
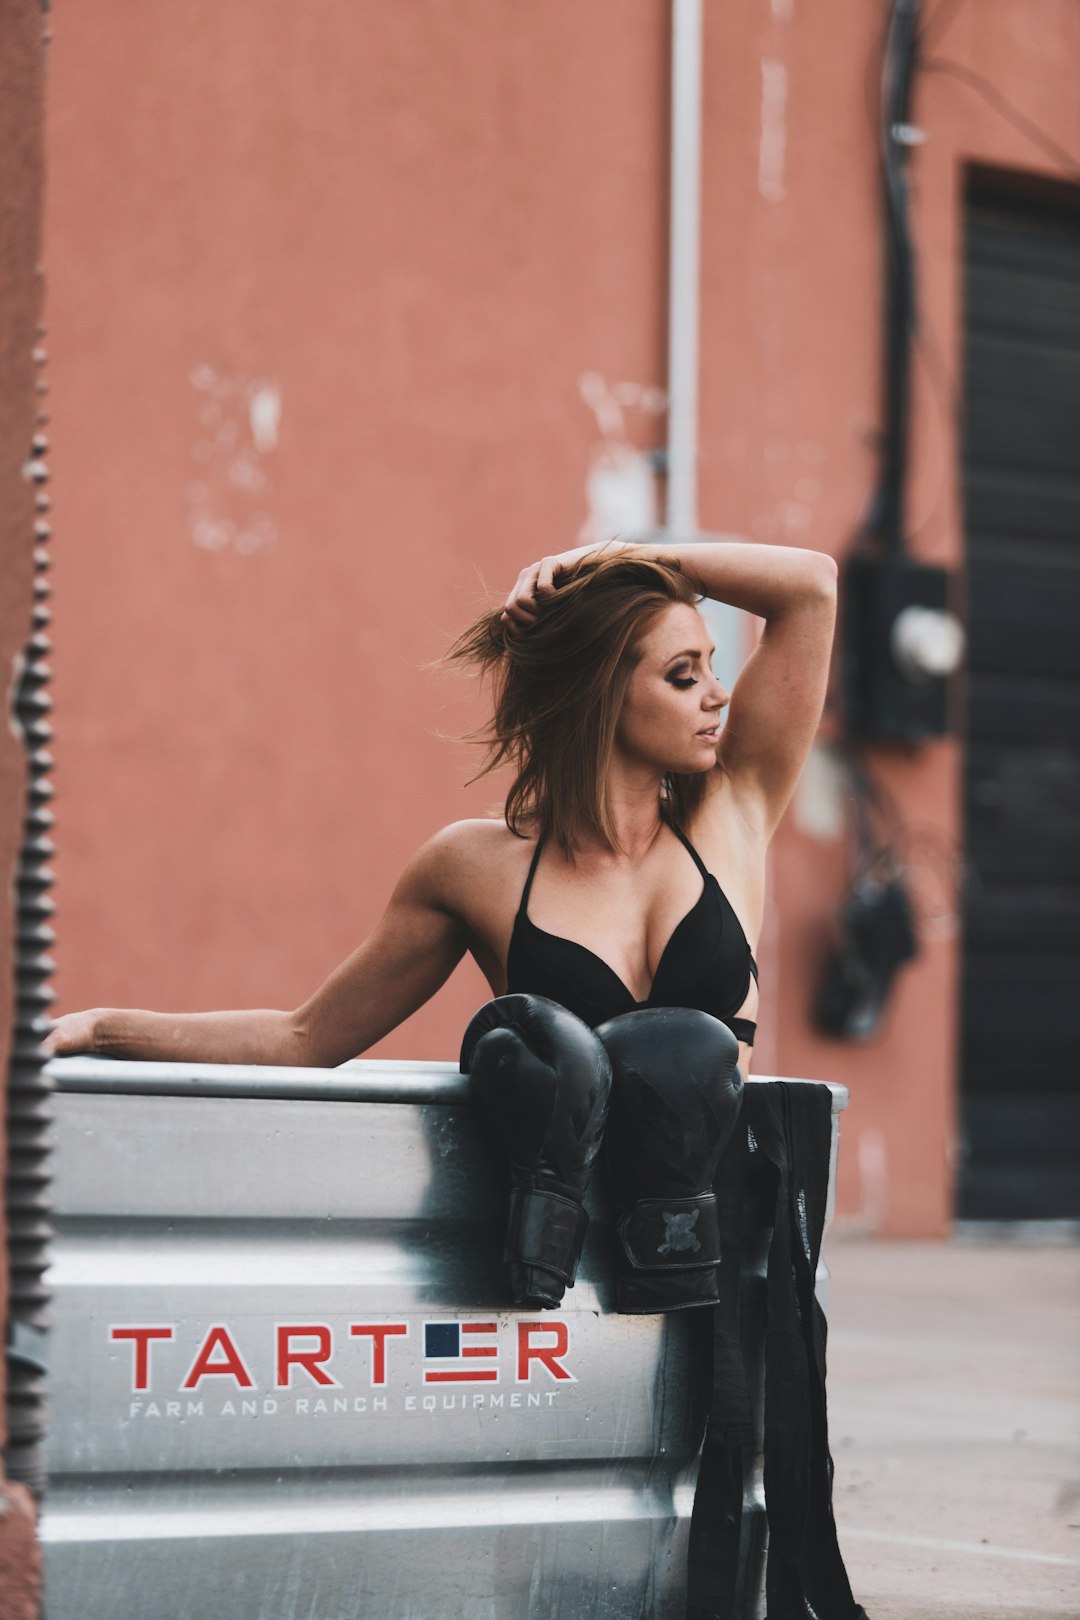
[758,58,788,204]
[577,371,665,545]
[794,741,847,842]
[185,364,281,557]
[752,437,828,543]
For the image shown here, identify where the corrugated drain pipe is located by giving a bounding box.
[5,330,55,1500]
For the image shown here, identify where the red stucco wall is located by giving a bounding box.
[44,0,1080,1237]
[706,0,1079,1237]
[46,0,668,1055]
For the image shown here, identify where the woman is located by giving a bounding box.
[45,537,837,1069]
[46,541,859,1618]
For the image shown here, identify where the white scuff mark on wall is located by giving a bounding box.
[249,384,281,454]
[770,0,795,20]
[227,451,268,495]
[577,372,666,546]
[186,365,281,557]
[793,742,847,842]
[797,438,826,465]
[753,435,825,542]
[189,517,236,554]
[781,500,813,534]
[583,449,659,544]
[856,1128,888,1235]
[758,58,788,203]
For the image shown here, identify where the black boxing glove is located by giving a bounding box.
[595,1007,744,1314]
[461,994,613,1310]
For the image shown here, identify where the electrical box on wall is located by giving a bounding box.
[841,553,964,742]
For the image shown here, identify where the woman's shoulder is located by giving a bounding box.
[409,818,534,907]
[423,816,531,860]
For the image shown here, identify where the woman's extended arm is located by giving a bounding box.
[44,829,471,1068]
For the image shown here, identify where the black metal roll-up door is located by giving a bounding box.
[959,172,1080,1220]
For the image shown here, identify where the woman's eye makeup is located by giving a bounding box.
[668,668,697,689]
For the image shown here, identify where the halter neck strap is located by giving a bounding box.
[521,823,709,908]
[668,821,710,881]
[517,834,546,916]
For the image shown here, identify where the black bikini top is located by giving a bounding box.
[505,823,759,1045]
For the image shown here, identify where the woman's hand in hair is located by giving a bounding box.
[502,541,631,626]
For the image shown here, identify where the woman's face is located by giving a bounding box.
[615,602,730,776]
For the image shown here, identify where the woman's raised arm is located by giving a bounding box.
[667,539,837,837]
[44,828,471,1068]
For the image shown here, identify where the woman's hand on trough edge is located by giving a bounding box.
[42,1009,104,1057]
[40,1005,304,1066]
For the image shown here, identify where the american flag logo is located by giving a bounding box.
[423,1320,499,1383]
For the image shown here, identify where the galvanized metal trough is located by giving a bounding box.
[41,1057,847,1620]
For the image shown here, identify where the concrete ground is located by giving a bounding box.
[823,1237,1080,1620]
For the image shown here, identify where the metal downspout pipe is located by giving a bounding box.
[665,0,743,698]
[666,0,703,542]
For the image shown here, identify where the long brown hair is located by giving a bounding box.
[445,549,711,857]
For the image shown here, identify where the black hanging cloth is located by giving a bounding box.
[687,1080,870,1620]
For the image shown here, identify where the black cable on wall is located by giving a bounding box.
[869,0,922,555]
